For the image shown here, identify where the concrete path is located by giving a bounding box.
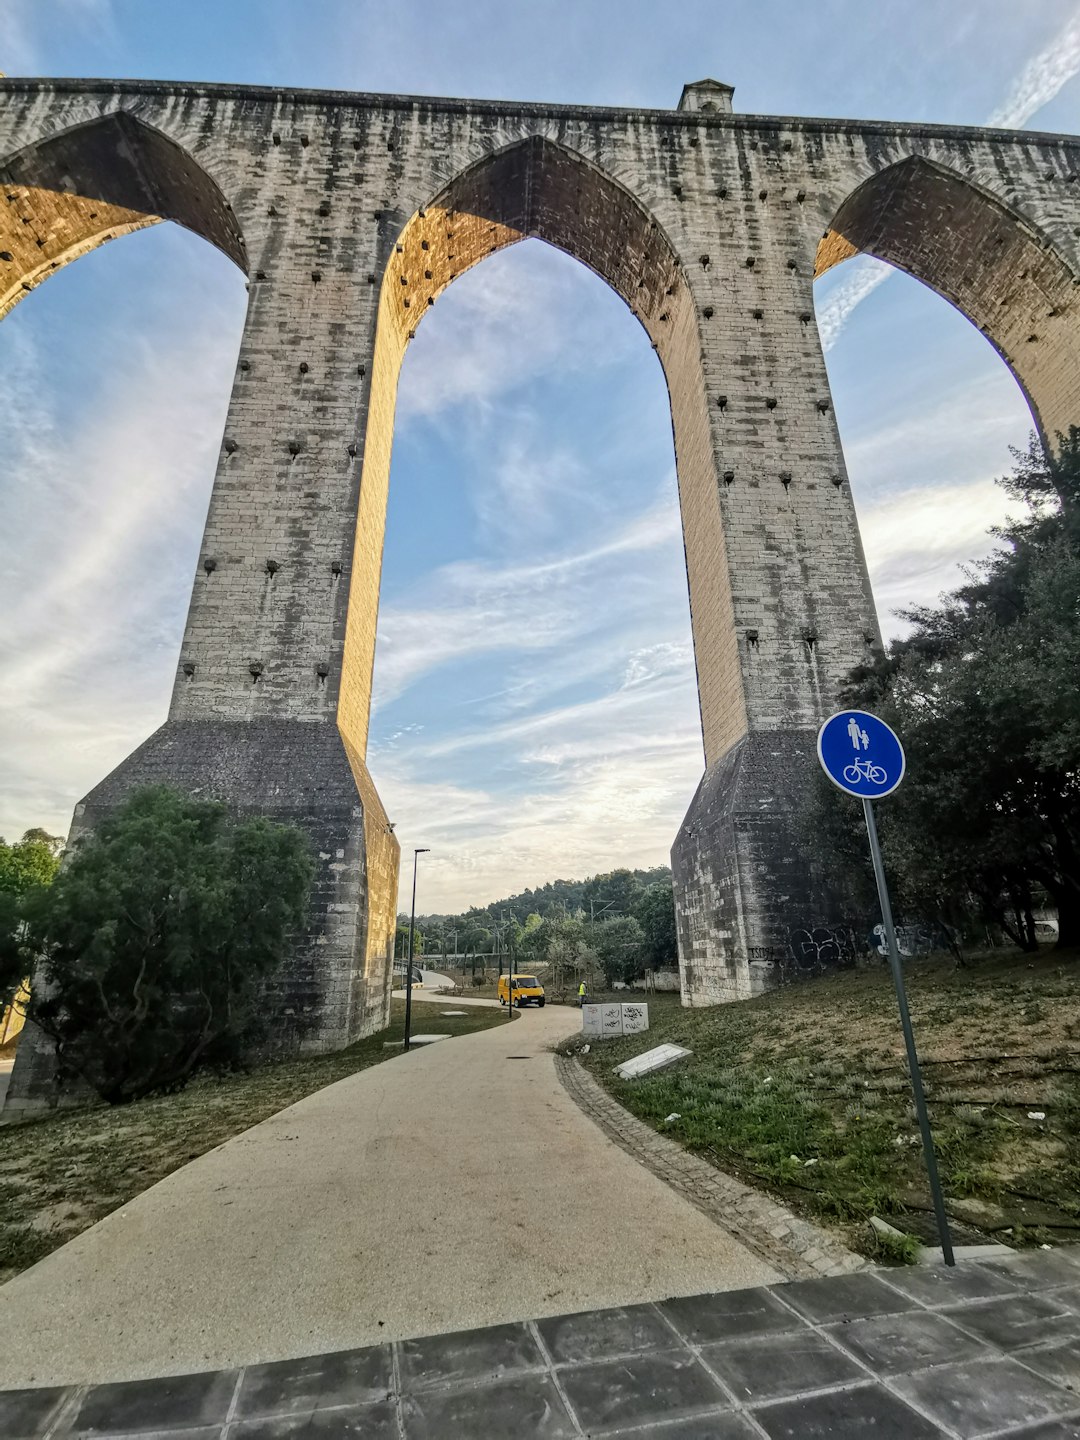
[0,1006,778,1388]
[391,987,500,1008]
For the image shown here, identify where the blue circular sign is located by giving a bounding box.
[817,710,906,800]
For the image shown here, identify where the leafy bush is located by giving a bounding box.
[22,787,312,1104]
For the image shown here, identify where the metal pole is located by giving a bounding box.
[404,847,429,1053]
[862,798,955,1266]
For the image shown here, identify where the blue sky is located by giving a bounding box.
[2,1,1080,912]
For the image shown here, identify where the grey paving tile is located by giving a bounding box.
[893,1356,1077,1438]
[235,1345,392,1417]
[774,1271,918,1325]
[751,1382,945,1438]
[0,1387,68,1438]
[231,1402,397,1438]
[91,1431,222,1440]
[877,1261,1022,1307]
[1007,1421,1080,1439]
[538,1304,678,1365]
[401,1373,576,1439]
[624,1416,760,1439]
[1017,1337,1080,1391]
[977,1252,1080,1288]
[824,1309,991,1375]
[397,1321,544,1392]
[1052,1285,1080,1315]
[942,1293,1080,1350]
[557,1350,729,1434]
[69,1370,238,1435]
[660,1287,806,1344]
[701,1329,863,1403]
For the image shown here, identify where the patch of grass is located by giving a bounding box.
[866,1226,922,1266]
[0,999,507,1281]
[569,950,1080,1259]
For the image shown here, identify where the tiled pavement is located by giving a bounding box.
[6,1250,1080,1438]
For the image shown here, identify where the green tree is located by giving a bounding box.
[633,882,678,969]
[583,868,642,921]
[395,921,424,960]
[0,828,64,1009]
[0,829,63,896]
[820,428,1080,950]
[592,915,647,986]
[22,786,312,1104]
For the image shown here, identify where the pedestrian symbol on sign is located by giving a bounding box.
[847,716,870,752]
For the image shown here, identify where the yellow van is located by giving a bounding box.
[497,974,546,1008]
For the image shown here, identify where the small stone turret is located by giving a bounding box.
[678,79,735,113]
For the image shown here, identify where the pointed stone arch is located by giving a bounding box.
[0,111,247,318]
[338,136,722,771]
[816,154,1080,445]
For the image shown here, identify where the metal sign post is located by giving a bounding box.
[404,847,430,1054]
[818,710,955,1266]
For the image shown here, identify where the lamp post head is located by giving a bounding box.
[415,847,430,855]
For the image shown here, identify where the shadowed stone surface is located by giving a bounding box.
[700,1329,864,1402]
[235,1346,393,1417]
[557,1349,730,1432]
[751,1383,947,1439]
[893,1357,1080,1438]
[822,1310,989,1374]
[941,1292,1080,1350]
[5,1252,1080,1437]
[775,1270,918,1324]
[659,1286,804,1343]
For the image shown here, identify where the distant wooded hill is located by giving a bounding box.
[411,865,671,934]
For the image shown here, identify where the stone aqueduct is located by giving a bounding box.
[3,74,1080,1097]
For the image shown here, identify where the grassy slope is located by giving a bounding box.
[0,999,510,1281]
[573,952,1080,1260]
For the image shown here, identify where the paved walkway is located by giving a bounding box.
[6,1249,1080,1437]
[0,1006,780,1389]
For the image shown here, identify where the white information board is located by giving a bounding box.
[600,1004,624,1036]
[621,1002,649,1035]
[581,1004,604,1036]
[581,1002,650,1037]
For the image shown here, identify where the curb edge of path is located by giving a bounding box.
[554,1054,867,1283]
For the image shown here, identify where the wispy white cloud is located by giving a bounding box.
[0,233,245,841]
[818,6,1080,348]
[398,240,638,423]
[987,9,1080,128]
[842,366,1028,632]
[817,259,893,352]
[372,491,683,708]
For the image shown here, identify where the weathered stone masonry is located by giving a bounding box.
[2,75,1079,1099]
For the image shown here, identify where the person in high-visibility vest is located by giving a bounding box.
[578,980,587,1007]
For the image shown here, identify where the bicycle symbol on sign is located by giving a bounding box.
[842,756,888,785]
[843,714,887,785]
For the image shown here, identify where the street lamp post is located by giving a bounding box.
[404,847,430,1053]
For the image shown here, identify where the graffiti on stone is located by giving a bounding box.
[788,925,856,972]
[871,921,952,958]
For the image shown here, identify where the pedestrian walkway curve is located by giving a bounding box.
[0,1005,778,1388]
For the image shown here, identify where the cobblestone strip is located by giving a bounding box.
[556,1055,866,1283]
